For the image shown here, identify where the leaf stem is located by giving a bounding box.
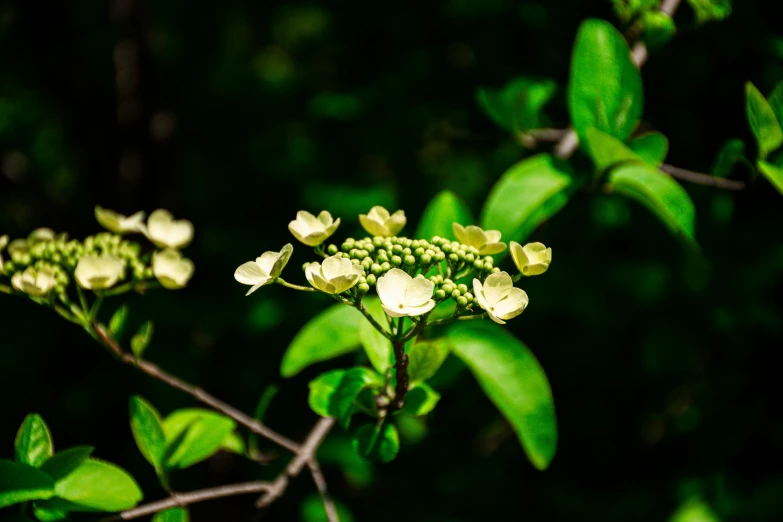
[355,301,393,340]
[276,278,318,292]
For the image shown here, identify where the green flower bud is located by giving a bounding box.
[381,262,391,272]
[327,244,338,255]
[414,247,425,257]
[441,283,455,294]
[420,254,432,264]
[404,255,416,266]
[365,244,375,254]
[391,255,402,266]
[358,282,370,294]
[377,251,390,263]
[457,283,468,294]
[464,253,475,263]
[448,253,459,263]
[434,289,446,300]
[431,236,442,244]
[456,296,468,307]
[351,258,361,265]
[463,291,474,301]
[435,251,446,262]
[361,259,372,271]
[366,274,377,286]
[491,267,500,273]
[402,247,412,256]
[473,259,484,271]
[441,243,452,254]
[392,244,403,255]
[451,289,461,299]
[371,263,383,275]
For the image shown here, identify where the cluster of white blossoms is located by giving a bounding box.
[235,205,552,325]
[0,207,195,300]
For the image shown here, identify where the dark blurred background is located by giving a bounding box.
[2,0,782,520]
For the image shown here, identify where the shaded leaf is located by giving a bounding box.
[407,339,450,383]
[300,493,354,522]
[152,507,190,522]
[415,190,474,242]
[686,0,732,24]
[358,297,393,373]
[40,447,93,482]
[108,305,128,339]
[629,132,669,166]
[130,321,154,360]
[476,77,556,132]
[746,82,783,159]
[15,414,54,468]
[758,160,783,196]
[712,139,749,177]
[352,423,400,463]
[401,383,441,416]
[0,460,55,509]
[162,409,236,470]
[309,370,348,417]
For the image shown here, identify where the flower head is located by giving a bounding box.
[376,268,436,318]
[234,243,293,296]
[0,235,8,271]
[288,211,340,247]
[95,206,146,234]
[359,206,406,237]
[452,224,506,255]
[75,254,125,290]
[27,228,56,245]
[11,266,57,297]
[510,241,552,276]
[472,272,528,325]
[305,255,363,294]
[146,209,194,249]
[153,249,195,289]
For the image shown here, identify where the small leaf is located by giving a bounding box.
[129,396,166,473]
[108,305,129,339]
[583,127,645,172]
[152,507,190,522]
[642,11,676,49]
[401,383,441,416]
[309,370,348,417]
[352,423,400,463]
[746,82,783,159]
[712,139,749,177]
[130,321,154,359]
[358,297,393,373]
[40,447,93,482]
[769,81,783,127]
[757,160,783,196]
[162,409,236,470]
[280,304,364,377]
[415,190,474,242]
[332,368,384,429]
[407,339,450,383]
[476,77,557,132]
[629,132,669,166]
[53,458,143,512]
[248,384,279,458]
[686,0,732,24]
[0,460,55,509]
[220,432,246,455]
[15,414,54,468]
[448,322,557,470]
[300,493,354,522]
[32,504,68,522]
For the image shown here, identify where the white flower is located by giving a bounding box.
[0,235,8,271]
[153,249,195,289]
[95,206,146,234]
[146,209,194,249]
[472,272,528,325]
[288,211,340,247]
[376,268,436,318]
[304,255,363,294]
[359,206,406,237]
[74,254,125,290]
[452,224,506,255]
[12,266,57,297]
[234,243,293,296]
[27,228,56,244]
[510,241,552,276]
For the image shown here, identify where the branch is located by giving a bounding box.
[355,301,393,340]
[308,459,340,522]
[659,163,745,190]
[92,324,301,453]
[389,339,409,411]
[276,278,318,292]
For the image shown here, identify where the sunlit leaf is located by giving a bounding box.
[300,493,354,522]
[162,409,236,470]
[629,132,669,166]
[152,507,190,522]
[130,321,154,360]
[40,447,93,482]
[583,127,645,172]
[108,305,128,339]
[15,414,54,468]
[52,458,143,512]
[129,396,166,473]
[358,297,393,374]
[401,383,440,416]
[757,160,783,196]
[407,339,450,383]
[746,82,783,159]
[415,190,474,241]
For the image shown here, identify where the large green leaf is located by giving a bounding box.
[309,369,348,417]
[52,458,143,512]
[567,19,644,142]
[15,414,54,468]
[583,127,645,172]
[281,304,364,377]
[162,409,236,470]
[686,0,732,23]
[0,460,55,509]
[415,190,474,241]
[129,396,166,473]
[152,507,190,522]
[40,447,93,482]
[481,153,577,243]
[359,297,393,373]
[407,339,450,383]
[746,82,783,159]
[308,368,383,428]
[352,423,400,463]
[608,163,696,241]
[448,322,557,470]
[476,77,557,132]
[629,132,669,167]
[758,161,783,196]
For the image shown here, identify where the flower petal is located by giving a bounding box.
[472,278,490,311]
[482,271,513,307]
[234,261,269,285]
[386,210,406,236]
[376,268,409,307]
[494,287,529,320]
[452,223,468,244]
[478,242,507,255]
[403,276,434,307]
[359,214,387,236]
[399,299,436,317]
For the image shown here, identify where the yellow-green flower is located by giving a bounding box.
[27,228,55,245]
[234,244,293,296]
[288,211,340,247]
[153,249,195,289]
[12,266,57,297]
[452,223,506,255]
[95,206,146,234]
[510,241,552,276]
[146,209,194,249]
[359,206,406,237]
[75,254,125,290]
[377,268,436,318]
[472,271,528,325]
[304,255,363,294]
[0,235,8,271]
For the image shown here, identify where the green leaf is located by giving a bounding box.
[607,163,696,241]
[32,504,68,522]
[447,322,557,470]
[152,507,190,522]
[769,82,783,127]
[309,370,348,417]
[481,153,577,243]
[629,132,669,166]
[642,11,676,49]
[415,190,474,242]
[308,368,383,428]
[108,305,128,339]
[746,82,783,159]
[401,383,441,416]
[352,423,400,463]
[162,409,236,470]
[52,458,143,512]
[686,0,732,24]
[476,77,557,132]
[567,19,644,142]
[280,304,364,377]
[248,384,279,458]
[757,160,783,196]
[583,127,645,172]
[130,320,154,359]
[129,396,166,473]
[300,493,354,522]
[40,447,93,482]
[359,297,393,373]
[0,460,54,509]
[712,139,748,177]
[407,339,450,383]
[220,432,246,455]
[15,414,54,468]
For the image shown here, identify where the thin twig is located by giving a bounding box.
[426,312,488,328]
[355,301,393,340]
[390,339,409,411]
[276,278,318,292]
[660,163,745,190]
[308,459,340,522]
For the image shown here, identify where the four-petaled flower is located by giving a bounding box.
[452,224,506,255]
[305,255,363,294]
[473,271,528,324]
[0,235,8,271]
[153,249,195,290]
[146,209,194,249]
[376,268,436,318]
[95,206,146,234]
[12,266,57,297]
[288,211,340,247]
[510,241,552,276]
[234,244,293,296]
[359,206,406,237]
[75,254,125,290]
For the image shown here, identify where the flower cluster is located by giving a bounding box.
[234,206,552,325]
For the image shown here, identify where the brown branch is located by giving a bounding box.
[659,163,745,190]
[308,459,340,522]
[390,339,409,411]
[92,323,301,453]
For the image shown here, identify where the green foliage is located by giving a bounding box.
[39,446,93,482]
[0,460,55,509]
[352,423,400,463]
[281,304,364,377]
[611,0,659,23]
[358,297,393,373]
[712,139,749,176]
[162,409,236,470]
[476,77,557,132]
[50,458,143,512]
[308,368,384,428]
[130,320,154,360]
[15,414,54,468]
[152,508,190,522]
[584,127,645,172]
[568,19,644,142]
[415,190,474,242]
[629,132,669,166]
[769,82,783,126]
[129,396,167,474]
[448,322,557,470]
[407,339,450,383]
[108,305,129,339]
[686,0,732,24]
[401,383,441,416]
[669,497,720,522]
[745,82,783,159]
[642,11,676,49]
[300,493,354,522]
[757,161,783,196]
